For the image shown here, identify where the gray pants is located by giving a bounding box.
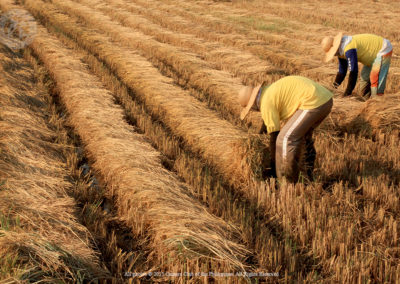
[275,99,333,183]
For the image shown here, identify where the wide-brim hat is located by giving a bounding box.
[322,32,343,63]
[239,84,262,120]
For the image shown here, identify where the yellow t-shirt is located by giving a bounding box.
[260,76,333,133]
[342,34,384,66]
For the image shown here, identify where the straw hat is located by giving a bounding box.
[238,84,262,120]
[321,32,343,63]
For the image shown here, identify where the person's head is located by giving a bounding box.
[321,32,343,63]
[238,83,266,120]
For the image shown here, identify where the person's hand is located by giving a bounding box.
[332,81,340,89]
[259,123,267,135]
[333,72,345,89]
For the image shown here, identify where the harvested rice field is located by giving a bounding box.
[0,0,399,282]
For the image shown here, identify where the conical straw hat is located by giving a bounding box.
[238,84,262,120]
[321,32,343,63]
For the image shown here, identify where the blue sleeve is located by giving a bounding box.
[338,58,348,75]
[343,49,358,96]
[344,49,358,73]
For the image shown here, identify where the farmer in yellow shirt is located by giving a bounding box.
[238,76,333,183]
[321,33,393,99]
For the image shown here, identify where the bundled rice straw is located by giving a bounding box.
[359,93,400,133]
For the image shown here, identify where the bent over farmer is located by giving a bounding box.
[238,76,333,183]
[321,33,393,99]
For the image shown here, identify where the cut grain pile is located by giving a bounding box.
[359,93,400,135]
[0,1,250,277]
[23,49,145,280]
[0,46,107,282]
[322,94,400,137]
[320,96,364,132]
[88,0,282,83]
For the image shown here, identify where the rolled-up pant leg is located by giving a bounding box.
[276,99,333,183]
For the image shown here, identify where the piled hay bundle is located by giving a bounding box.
[325,93,400,137]
[359,93,400,136]
[319,96,364,132]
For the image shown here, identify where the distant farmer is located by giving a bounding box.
[238,76,333,183]
[321,33,393,99]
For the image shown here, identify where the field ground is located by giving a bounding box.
[0,0,399,282]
